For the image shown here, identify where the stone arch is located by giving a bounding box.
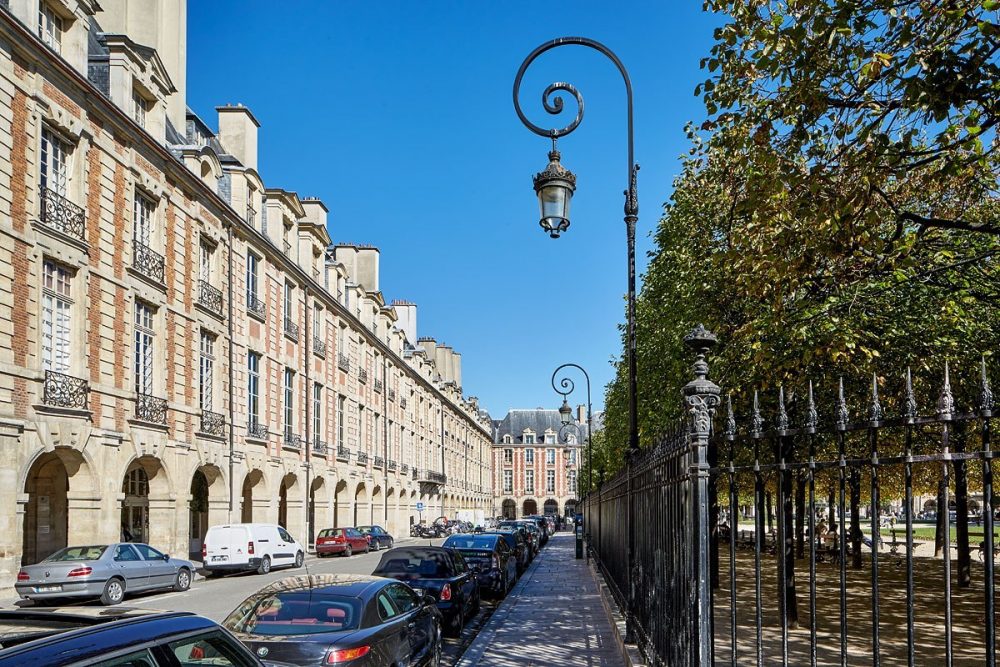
[543,498,559,516]
[371,485,384,527]
[309,476,330,546]
[335,479,351,527]
[241,468,269,523]
[21,447,97,565]
[189,464,227,558]
[564,499,578,518]
[121,456,173,550]
[386,487,397,535]
[523,498,538,516]
[354,482,370,526]
[502,499,517,520]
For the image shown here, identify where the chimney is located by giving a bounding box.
[435,345,453,384]
[577,405,586,424]
[392,301,418,346]
[301,198,328,229]
[356,247,380,293]
[216,105,260,170]
[418,338,438,376]
[452,351,462,389]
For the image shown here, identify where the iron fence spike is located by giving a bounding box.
[870,372,883,422]
[980,356,994,413]
[938,361,954,421]
[777,385,789,431]
[806,380,819,429]
[725,393,736,438]
[904,367,918,420]
[836,377,849,429]
[751,390,764,437]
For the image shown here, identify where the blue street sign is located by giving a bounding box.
[416,502,425,512]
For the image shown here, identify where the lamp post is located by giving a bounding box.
[516,37,640,639]
[551,364,593,494]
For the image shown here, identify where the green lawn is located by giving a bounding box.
[862,524,995,543]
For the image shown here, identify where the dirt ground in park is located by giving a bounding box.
[713,547,998,666]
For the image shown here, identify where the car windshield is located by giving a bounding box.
[44,546,107,562]
[223,592,362,636]
[443,535,497,550]
[373,550,452,578]
[318,529,342,538]
[357,526,373,534]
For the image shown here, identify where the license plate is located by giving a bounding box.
[35,585,61,593]
[211,555,228,562]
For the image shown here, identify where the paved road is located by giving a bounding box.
[2,536,500,665]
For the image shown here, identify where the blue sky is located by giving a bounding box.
[186,2,721,416]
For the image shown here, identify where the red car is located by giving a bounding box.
[315,527,371,557]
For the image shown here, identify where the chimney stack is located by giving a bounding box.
[216,104,260,170]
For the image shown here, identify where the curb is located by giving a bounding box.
[587,555,647,667]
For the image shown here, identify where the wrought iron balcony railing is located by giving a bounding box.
[284,432,303,450]
[374,455,385,468]
[338,354,350,372]
[359,368,368,384]
[417,469,447,485]
[43,370,89,410]
[198,280,223,317]
[401,463,409,475]
[336,445,351,461]
[133,241,165,284]
[312,437,328,456]
[356,451,369,465]
[374,379,383,393]
[388,388,396,402]
[387,460,397,471]
[247,293,266,320]
[284,317,299,341]
[313,336,326,357]
[199,410,225,436]
[135,392,167,424]
[247,420,268,439]
[39,187,86,242]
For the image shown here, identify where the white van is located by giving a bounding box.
[202,523,304,575]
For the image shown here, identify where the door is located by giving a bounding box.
[112,544,149,590]
[134,543,174,588]
[276,526,297,564]
[383,585,430,665]
[348,528,367,552]
[451,552,476,610]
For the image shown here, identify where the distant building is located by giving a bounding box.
[491,407,587,518]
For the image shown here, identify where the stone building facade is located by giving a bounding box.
[0,0,493,577]
[491,408,586,519]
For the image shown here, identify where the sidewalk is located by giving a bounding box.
[457,532,624,667]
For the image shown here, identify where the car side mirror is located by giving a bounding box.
[162,554,170,561]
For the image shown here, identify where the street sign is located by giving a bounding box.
[416,502,425,512]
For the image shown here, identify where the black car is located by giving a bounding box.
[441,534,518,598]
[357,525,394,551]
[485,530,530,573]
[0,611,263,667]
[498,521,539,557]
[223,574,442,666]
[524,517,551,544]
[372,546,480,636]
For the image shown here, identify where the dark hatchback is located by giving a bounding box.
[372,546,480,637]
[357,525,394,551]
[0,611,263,667]
[441,534,517,598]
[223,574,442,666]
[484,530,530,573]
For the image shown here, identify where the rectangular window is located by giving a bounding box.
[246,253,259,300]
[199,238,213,283]
[359,406,365,452]
[569,449,577,465]
[283,368,294,439]
[40,128,69,196]
[41,260,72,373]
[132,89,148,128]
[524,434,536,444]
[524,448,534,464]
[525,469,535,495]
[502,470,513,494]
[38,3,62,53]
[503,449,513,465]
[546,469,556,493]
[337,395,346,445]
[199,331,214,411]
[544,434,556,444]
[313,303,323,338]
[247,352,260,427]
[313,383,322,441]
[387,420,393,459]
[546,448,556,465]
[133,301,154,395]
[284,282,294,321]
[568,470,577,495]
[246,185,256,227]
[133,191,154,247]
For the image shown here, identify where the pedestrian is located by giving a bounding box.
[121,524,134,542]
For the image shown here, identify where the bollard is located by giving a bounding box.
[575,521,584,559]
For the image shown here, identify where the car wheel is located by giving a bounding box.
[294,551,304,568]
[100,578,125,606]
[173,568,192,592]
[388,538,394,549]
[372,540,379,552]
[257,556,271,575]
[344,545,353,557]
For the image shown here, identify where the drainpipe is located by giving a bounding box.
[304,288,312,547]
[226,225,235,520]
[382,355,388,525]
[440,407,446,517]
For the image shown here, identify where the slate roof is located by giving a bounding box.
[493,409,589,445]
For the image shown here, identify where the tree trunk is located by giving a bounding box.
[935,478,947,557]
[779,437,799,628]
[795,475,806,559]
[850,469,863,569]
[954,423,971,587]
[828,486,835,527]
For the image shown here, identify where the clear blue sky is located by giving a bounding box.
[186,2,720,417]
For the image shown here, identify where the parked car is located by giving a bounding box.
[0,607,156,649]
[372,546,480,637]
[525,516,551,544]
[0,611,264,667]
[485,529,530,573]
[441,534,518,598]
[501,520,542,556]
[358,525,395,551]
[223,574,442,666]
[16,543,194,606]
[316,527,371,557]
[203,523,304,576]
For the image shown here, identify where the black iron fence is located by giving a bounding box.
[583,327,998,667]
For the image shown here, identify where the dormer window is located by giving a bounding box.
[523,432,536,445]
[38,3,63,53]
[132,88,149,128]
[502,434,512,444]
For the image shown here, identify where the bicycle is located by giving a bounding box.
[976,541,1000,563]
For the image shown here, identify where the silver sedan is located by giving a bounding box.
[15,543,195,605]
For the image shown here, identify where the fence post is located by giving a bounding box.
[683,325,721,666]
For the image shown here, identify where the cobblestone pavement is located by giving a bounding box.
[456,532,623,667]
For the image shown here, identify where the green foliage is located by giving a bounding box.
[597,0,1000,485]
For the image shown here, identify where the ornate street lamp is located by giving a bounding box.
[518,37,640,641]
[558,398,573,425]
